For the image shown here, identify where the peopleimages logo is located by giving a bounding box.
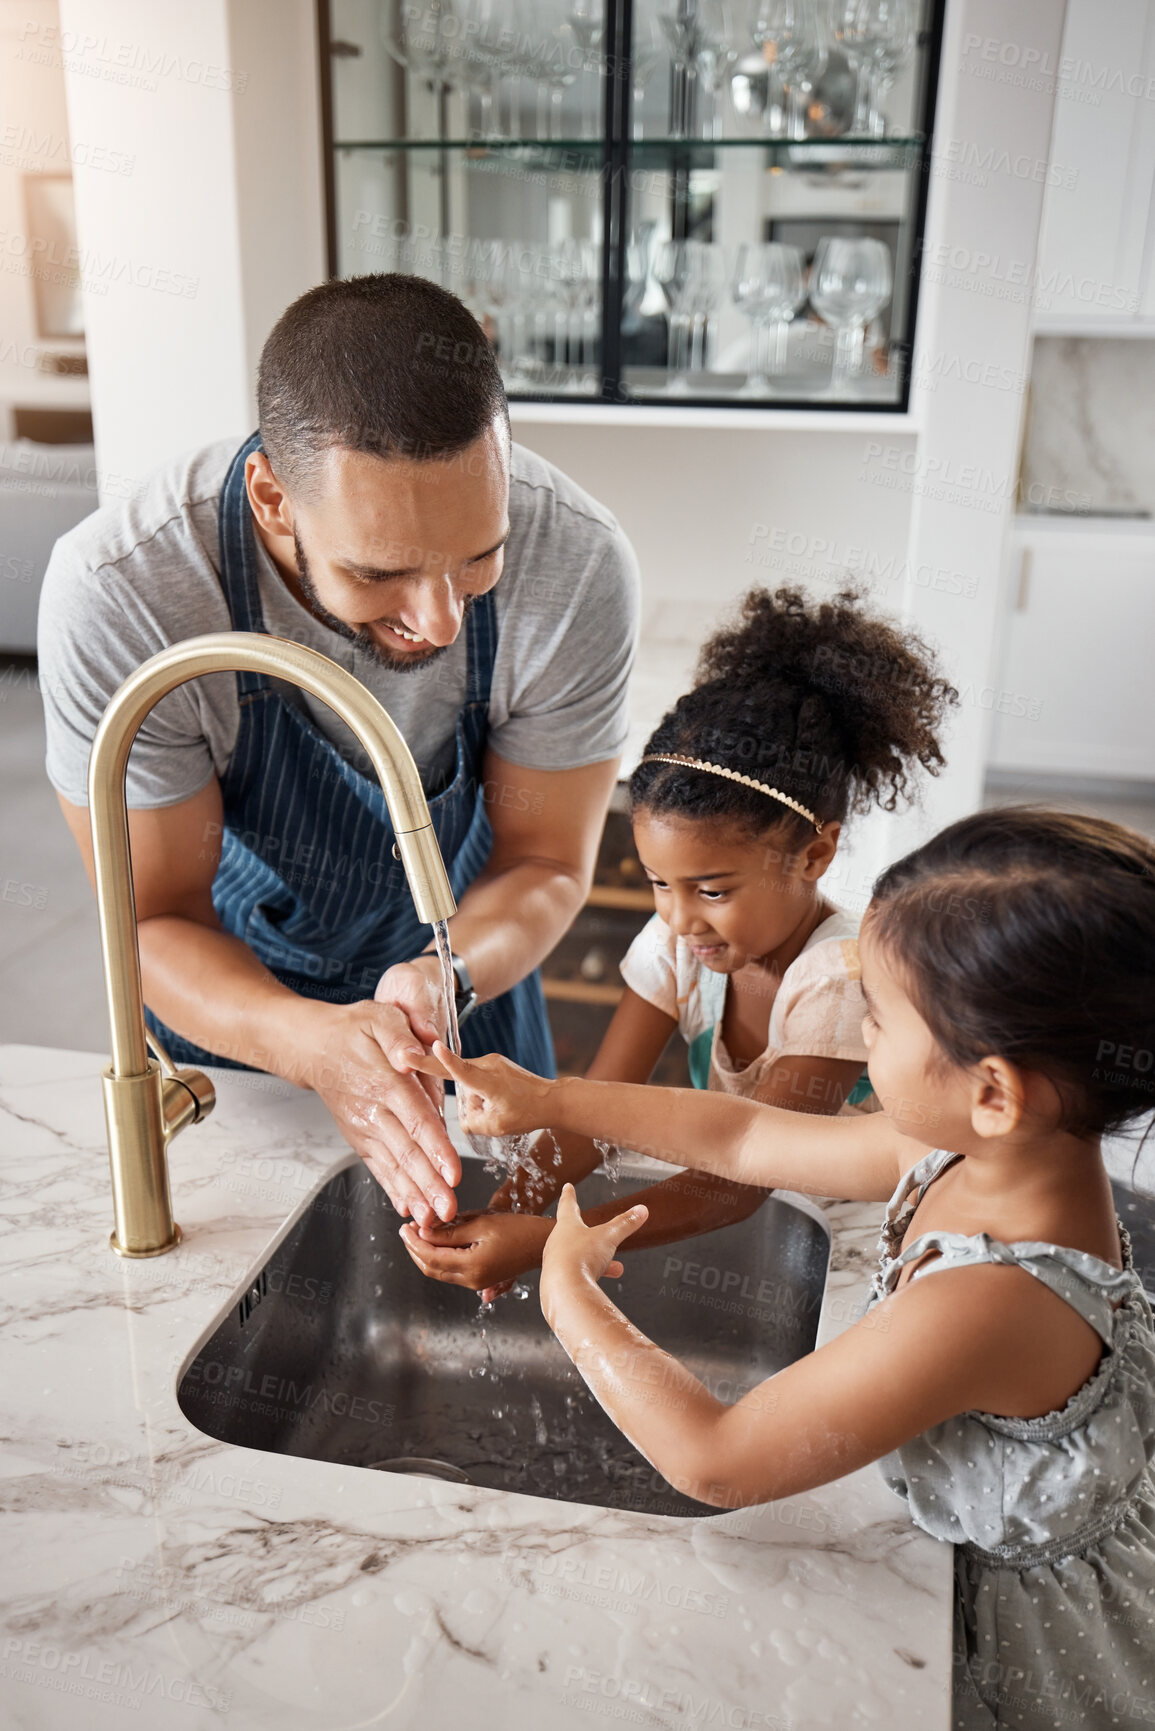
[1,1640,231,1714]
[0,229,198,298]
[184,1357,394,1426]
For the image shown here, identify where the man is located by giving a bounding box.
[38,274,638,1231]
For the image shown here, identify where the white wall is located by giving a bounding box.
[56,0,326,494]
[897,0,1068,860]
[0,0,88,427]
[511,418,918,629]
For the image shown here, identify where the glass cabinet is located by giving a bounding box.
[320,0,944,410]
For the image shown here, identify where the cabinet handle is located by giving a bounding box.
[1015,548,1032,612]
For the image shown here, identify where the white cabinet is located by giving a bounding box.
[1033,0,1155,329]
[988,521,1155,779]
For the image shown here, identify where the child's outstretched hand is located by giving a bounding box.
[416,1041,553,1138]
[539,1183,648,1322]
[399,1209,553,1301]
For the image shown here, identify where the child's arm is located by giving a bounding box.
[569,1053,869,1253]
[541,1186,1059,1507]
[400,989,677,1294]
[420,1044,907,1204]
[402,1049,887,1291]
[489,988,678,1212]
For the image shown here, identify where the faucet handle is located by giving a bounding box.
[145,1026,216,1129]
[162,1067,216,1135]
[146,1026,178,1077]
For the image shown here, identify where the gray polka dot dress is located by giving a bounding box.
[864,1147,1155,1730]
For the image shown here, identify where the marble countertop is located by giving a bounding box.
[0,1045,952,1729]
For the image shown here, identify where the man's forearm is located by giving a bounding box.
[431,858,587,1004]
[137,914,323,1081]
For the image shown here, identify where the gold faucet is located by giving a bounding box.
[88,632,458,1258]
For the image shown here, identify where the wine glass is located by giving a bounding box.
[655,239,727,380]
[857,0,915,136]
[659,1,708,135]
[456,0,517,135]
[555,236,600,379]
[494,245,539,383]
[752,0,827,140]
[625,220,658,317]
[837,0,914,136]
[380,0,461,123]
[568,0,605,138]
[695,0,742,140]
[543,10,581,139]
[731,242,805,390]
[629,12,664,139]
[808,235,892,391]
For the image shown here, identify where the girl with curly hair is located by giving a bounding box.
[402,584,956,1297]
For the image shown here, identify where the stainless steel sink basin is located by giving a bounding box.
[179,1158,830,1517]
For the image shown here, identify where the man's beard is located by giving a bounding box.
[291,529,467,674]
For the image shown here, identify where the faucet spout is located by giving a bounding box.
[88,632,458,1257]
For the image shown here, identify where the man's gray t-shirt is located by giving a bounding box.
[38,438,639,807]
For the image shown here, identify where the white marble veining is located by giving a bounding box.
[0,1046,951,1729]
[1021,336,1155,518]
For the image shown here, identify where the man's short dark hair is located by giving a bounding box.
[257,274,509,494]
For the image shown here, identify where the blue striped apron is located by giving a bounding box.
[145,431,555,1078]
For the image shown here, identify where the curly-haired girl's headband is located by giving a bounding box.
[638,755,823,833]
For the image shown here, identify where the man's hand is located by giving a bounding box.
[373,956,450,1108]
[399,1210,554,1298]
[307,994,462,1227]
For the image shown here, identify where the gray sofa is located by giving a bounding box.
[0,442,100,653]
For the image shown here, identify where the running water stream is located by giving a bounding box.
[431,918,461,1059]
[430,918,536,1181]
[426,921,646,1479]
[430,919,622,1191]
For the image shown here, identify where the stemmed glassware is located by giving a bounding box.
[568,0,605,137]
[655,239,727,380]
[808,235,892,390]
[456,0,520,135]
[404,0,919,143]
[553,237,600,377]
[731,242,806,390]
[629,13,664,139]
[837,0,915,137]
[751,0,827,140]
[380,0,462,126]
[694,0,742,139]
[659,1,710,136]
[536,9,579,139]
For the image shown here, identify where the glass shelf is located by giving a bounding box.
[335,138,607,154]
[322,0,945,414]
[334,135,924,178]
[335,135,924,154]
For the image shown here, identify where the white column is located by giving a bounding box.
[842,0,1069,899]
[56,0,326,497]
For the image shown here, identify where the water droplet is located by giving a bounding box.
[593,1137,622,1182]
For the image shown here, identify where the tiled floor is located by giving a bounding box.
[2,657,1153,1187]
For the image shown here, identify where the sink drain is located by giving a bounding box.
[367,1456,473,1485]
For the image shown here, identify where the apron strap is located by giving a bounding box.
[464,589,497,706]
[217,429,268,696]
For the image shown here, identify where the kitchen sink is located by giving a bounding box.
[179,1157,830,1518]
